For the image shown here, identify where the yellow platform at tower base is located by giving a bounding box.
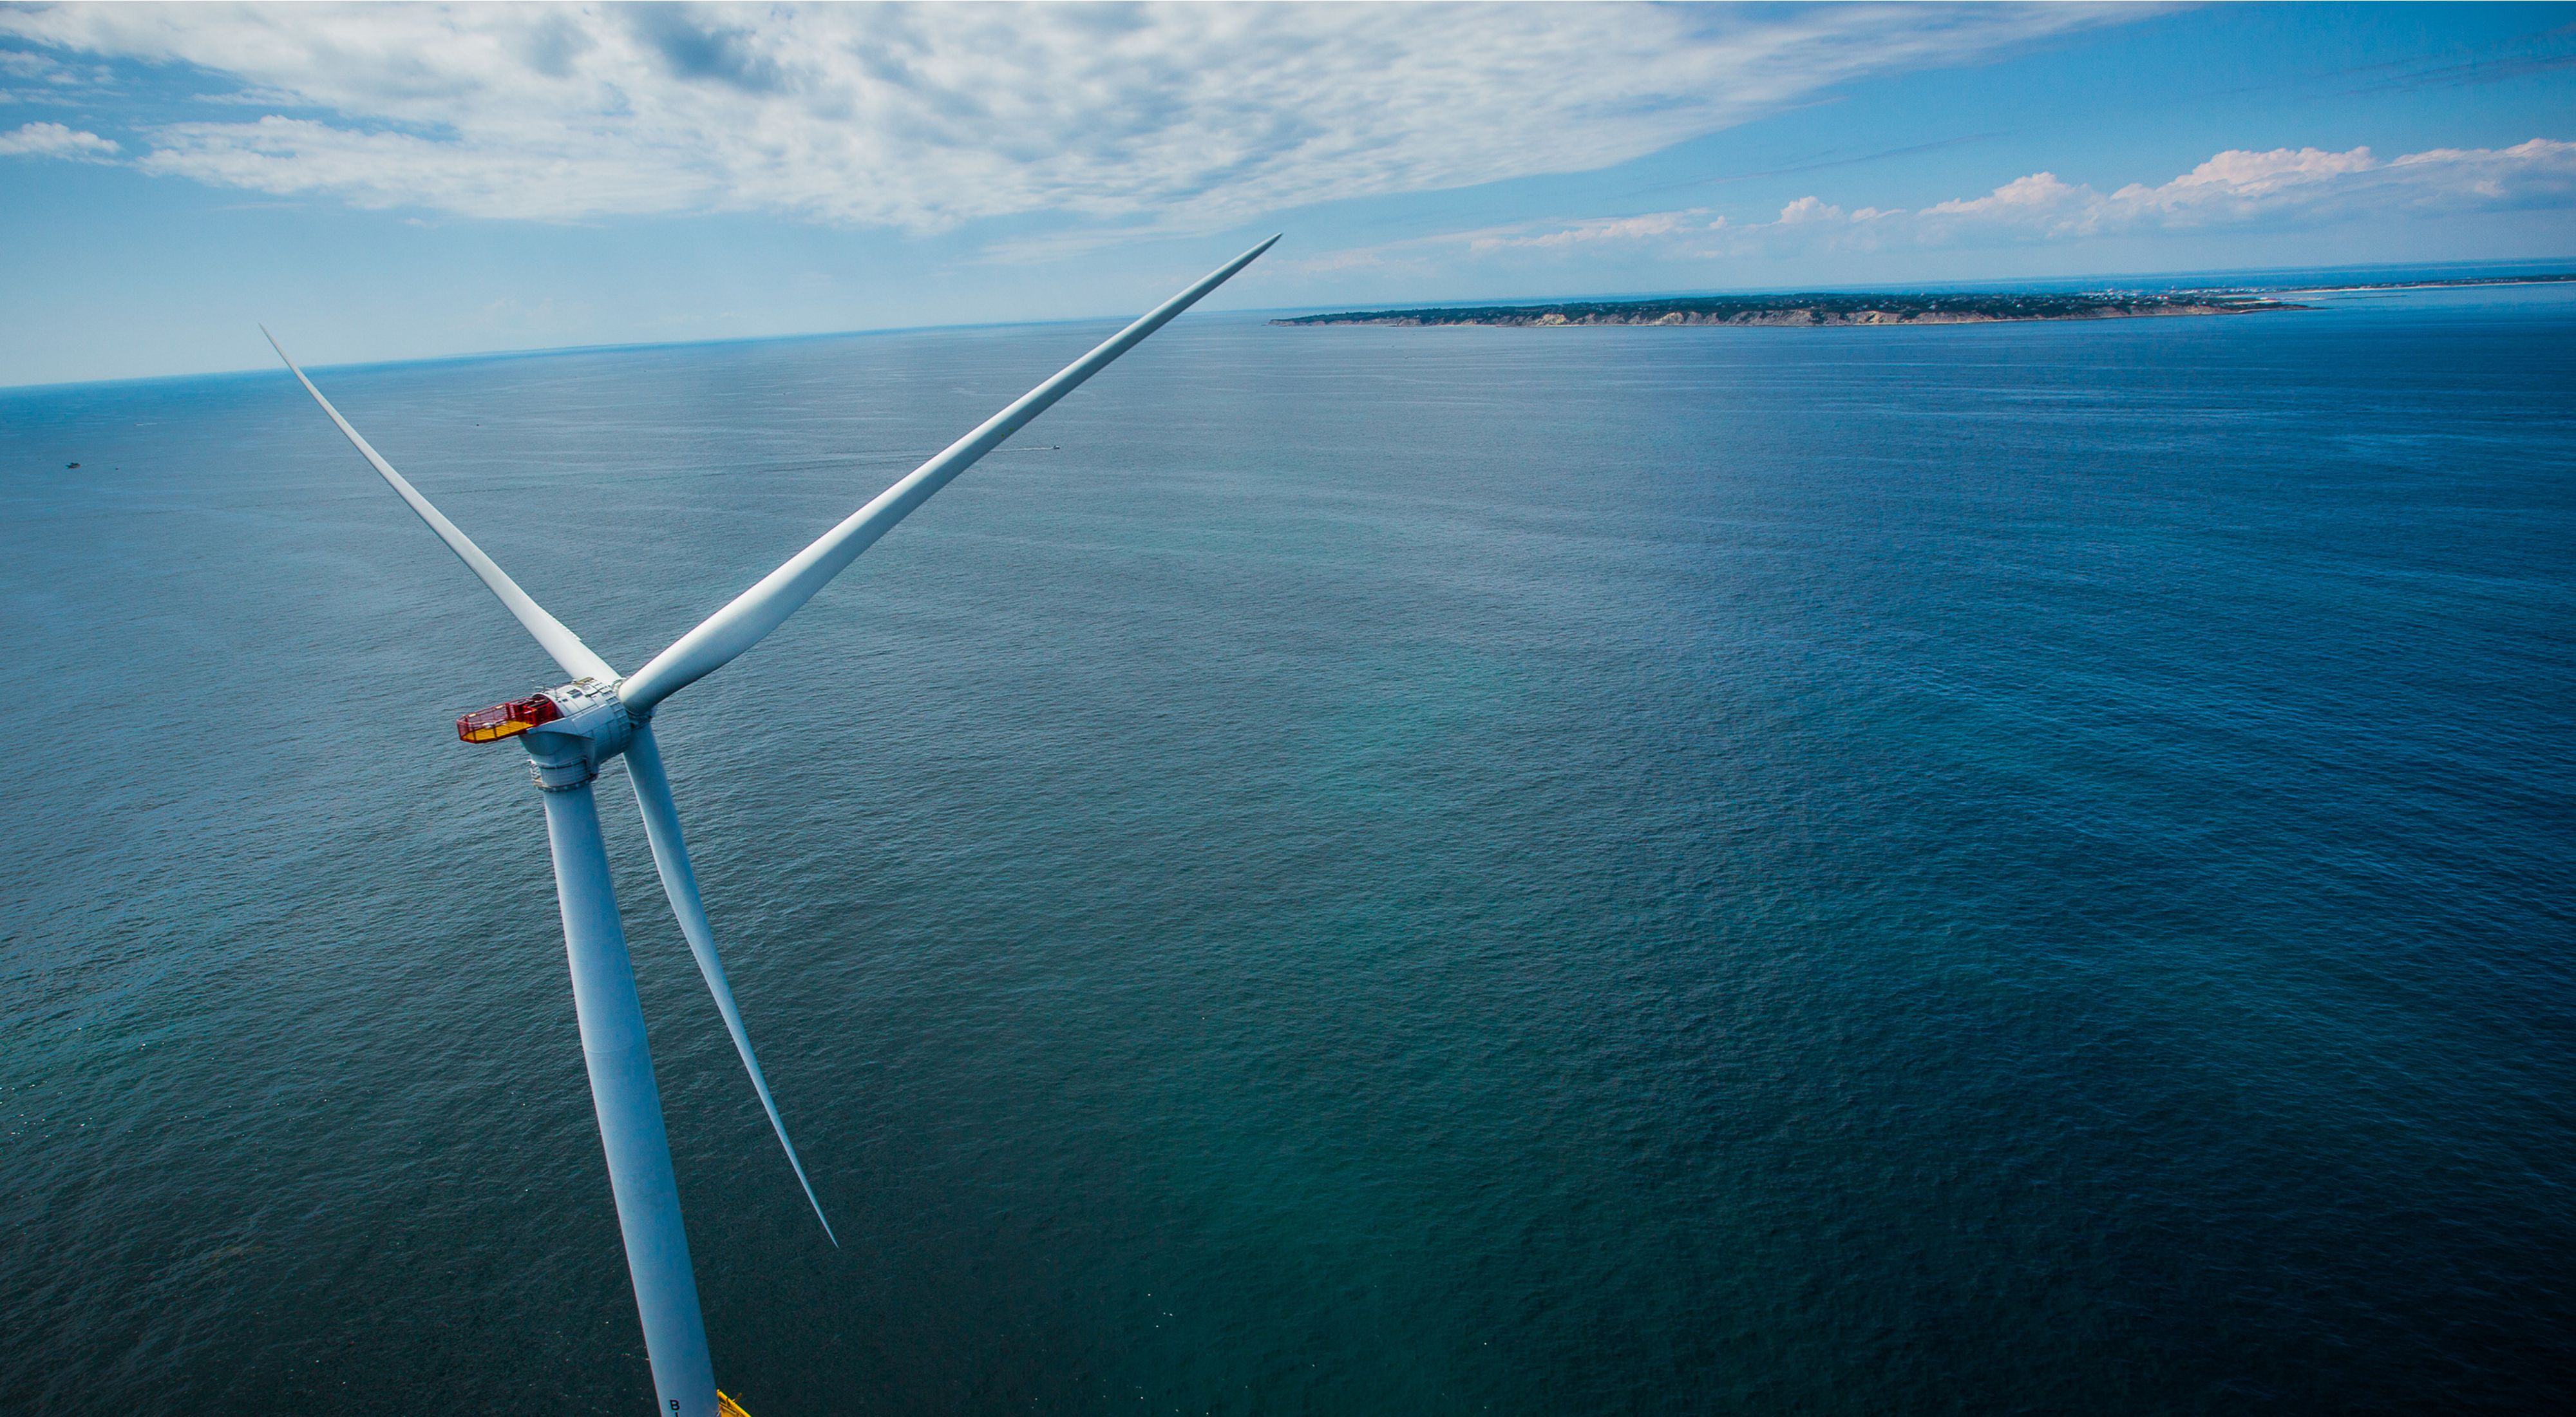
[717,1393,753,1417]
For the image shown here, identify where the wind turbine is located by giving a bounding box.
[265,237,1276,1417]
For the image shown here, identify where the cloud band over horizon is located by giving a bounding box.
[0,2,2126,233]
[1412,137,2576,269]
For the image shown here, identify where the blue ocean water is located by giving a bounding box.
[4,287,2573,1414]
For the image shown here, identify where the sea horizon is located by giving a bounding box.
[12,256,2573,397]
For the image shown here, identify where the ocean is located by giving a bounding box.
[5,284,2572,1414]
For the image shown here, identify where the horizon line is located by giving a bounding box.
[8,254,2573,397]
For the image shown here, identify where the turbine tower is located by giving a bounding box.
[265,238,1276,1417]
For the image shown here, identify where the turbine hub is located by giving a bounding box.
[459,676,635,790]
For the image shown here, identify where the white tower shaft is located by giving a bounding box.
[542,779,719,1417]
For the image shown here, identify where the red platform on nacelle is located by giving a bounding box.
[458,693,562,743]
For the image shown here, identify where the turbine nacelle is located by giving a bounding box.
[457,676,638,790]
[456,690,563,743]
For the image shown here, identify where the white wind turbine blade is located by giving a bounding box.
[623,721,838,1245]
[616,235,1278,714]
[263,328,618,684]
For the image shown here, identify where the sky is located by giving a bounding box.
[3,1,2572,388]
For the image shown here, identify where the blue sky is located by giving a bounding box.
[3,2,2572,387]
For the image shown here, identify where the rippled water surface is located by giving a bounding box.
[5,289,2573,1414]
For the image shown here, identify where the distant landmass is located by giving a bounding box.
[2276,272,2576,294]
[1271,291,2297,328]
[1271,272,2576,329]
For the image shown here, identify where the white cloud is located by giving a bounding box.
[0,2,2123,232]
[0,44,110,93]
[1905,138,2576,242]
[1349,137,2576,266]
[1898,147,2405,237]
[1917,171,2087,226]
[1774,195,1847,225]
[135,115,714,214]
[1469,209,1714,254]
[2119,145,2381,210]
[0,119,117,158]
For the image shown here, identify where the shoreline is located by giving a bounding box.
[2278,274,2576,295]
[1271,292,2300,329]
[1267,273,2576,330]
